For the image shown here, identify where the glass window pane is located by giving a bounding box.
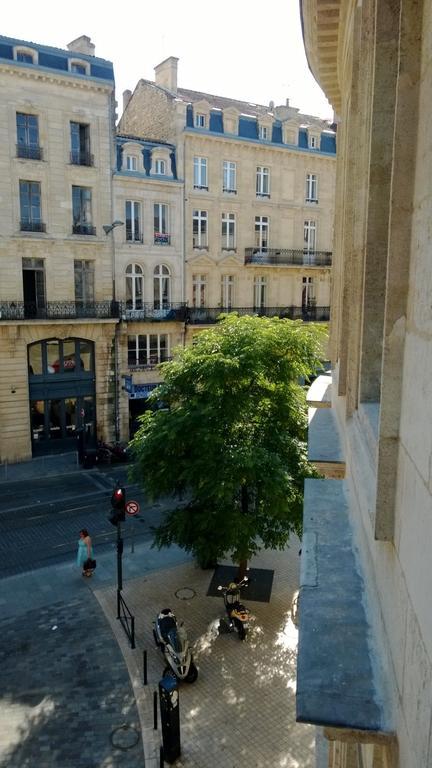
[48,399,62,439]
[65,398,77,436]
[31,400,45,442]
[46,340,60,374]
[79,340,93,371]
[63,339,76,373]
[28,343,42,375]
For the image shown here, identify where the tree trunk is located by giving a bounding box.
[237,485,249,579]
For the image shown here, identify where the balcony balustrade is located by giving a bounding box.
[186,305,330,324]
[16,144,43,160]
[0,301,120,321]
[0,301,328,324]
[123,303,187,322]
[72,223,96,236]
[70,150,94,166]
[245,248,332,267]
[20,221,46,233]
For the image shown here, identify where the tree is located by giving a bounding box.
[130,314,324,575]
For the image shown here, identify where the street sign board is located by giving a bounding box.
[126,500,140,516]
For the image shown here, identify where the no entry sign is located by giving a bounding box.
[126,500,140,516]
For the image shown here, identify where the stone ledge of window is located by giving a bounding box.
[256,193,271,199]
[193,245,209,251]
[297,478,391,734]
[305,198,319,204]
[307,374,332,408]
[223,188,237,194]
[308,406,345,476]
[193,185,209,191]
[221,248,237,254]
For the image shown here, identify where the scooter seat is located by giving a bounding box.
[159,615,177,641]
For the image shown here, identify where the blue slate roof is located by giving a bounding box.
[0,34,114,82]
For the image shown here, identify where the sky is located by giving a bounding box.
[3,0,333,121]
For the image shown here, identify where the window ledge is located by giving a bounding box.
[308,406,345,477]
[297,479,391,734]
[307,374,332,408]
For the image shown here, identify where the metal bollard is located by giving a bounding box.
[143,650,148,685]
[153,690,158,730]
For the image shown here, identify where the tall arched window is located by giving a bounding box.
[126,264,144,309]
[153,264,171,309]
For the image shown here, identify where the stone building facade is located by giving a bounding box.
[0,36,336,464]
[0,34,118,463]
[112,134,185,435]
[298,2,432,767]
[118,57,336,344]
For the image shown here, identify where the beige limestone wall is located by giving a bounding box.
[0,61,117,461]
[113,173,184,304]
[301,0,432,765]
[183,132,335,311]
[0,64,116,301]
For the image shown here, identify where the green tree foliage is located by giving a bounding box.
[130,314,324,569]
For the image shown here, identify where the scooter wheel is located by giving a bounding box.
[152,629,161,648]
[185,663,198,683]
[238,625,247,641]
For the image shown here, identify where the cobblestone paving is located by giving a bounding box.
[96,542,315,768]
[0,594,144,768]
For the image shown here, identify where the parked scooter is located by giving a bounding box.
[218,577,251,640]
[96,440,129,464]
[153,608,198,683]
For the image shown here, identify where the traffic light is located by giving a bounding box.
[108,484,126,526]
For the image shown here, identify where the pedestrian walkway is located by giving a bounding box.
[95,542,315,768]
[0,528,316,767]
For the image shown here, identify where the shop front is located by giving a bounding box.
[28,337,96,455]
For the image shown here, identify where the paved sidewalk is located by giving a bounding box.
[95,542,315,768]
[0,501,316,768]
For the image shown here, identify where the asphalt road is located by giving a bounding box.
[0,464,172,578]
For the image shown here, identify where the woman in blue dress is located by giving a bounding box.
[77,529,94,577]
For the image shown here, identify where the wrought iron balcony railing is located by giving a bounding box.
[70,150,94,166]
[0,301,120,321]
[20,221,46,233]
[122,303,187,322]
[126,230,143,243]
[186,305,330,324]
[16,144,43,160]
[72,224,96,236]
[245,248,332,267]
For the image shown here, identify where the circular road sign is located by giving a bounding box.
[126,500,140,516]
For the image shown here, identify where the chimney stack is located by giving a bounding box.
[67,35,95,57]
[154,56,179,93]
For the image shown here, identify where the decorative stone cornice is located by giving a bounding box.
[300,0,342,112]
[0,62,113,94]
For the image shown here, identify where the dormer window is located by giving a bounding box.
[155,159,166,175]
[259,125,269,140]
[126,155,138,171]
[70,60,89,76]
[15,47,37,65]
[195,113,206,128]
[310,135,319,149]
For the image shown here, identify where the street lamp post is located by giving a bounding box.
[108,483,126,599]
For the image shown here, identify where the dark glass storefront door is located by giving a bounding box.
[28,338,96,455]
